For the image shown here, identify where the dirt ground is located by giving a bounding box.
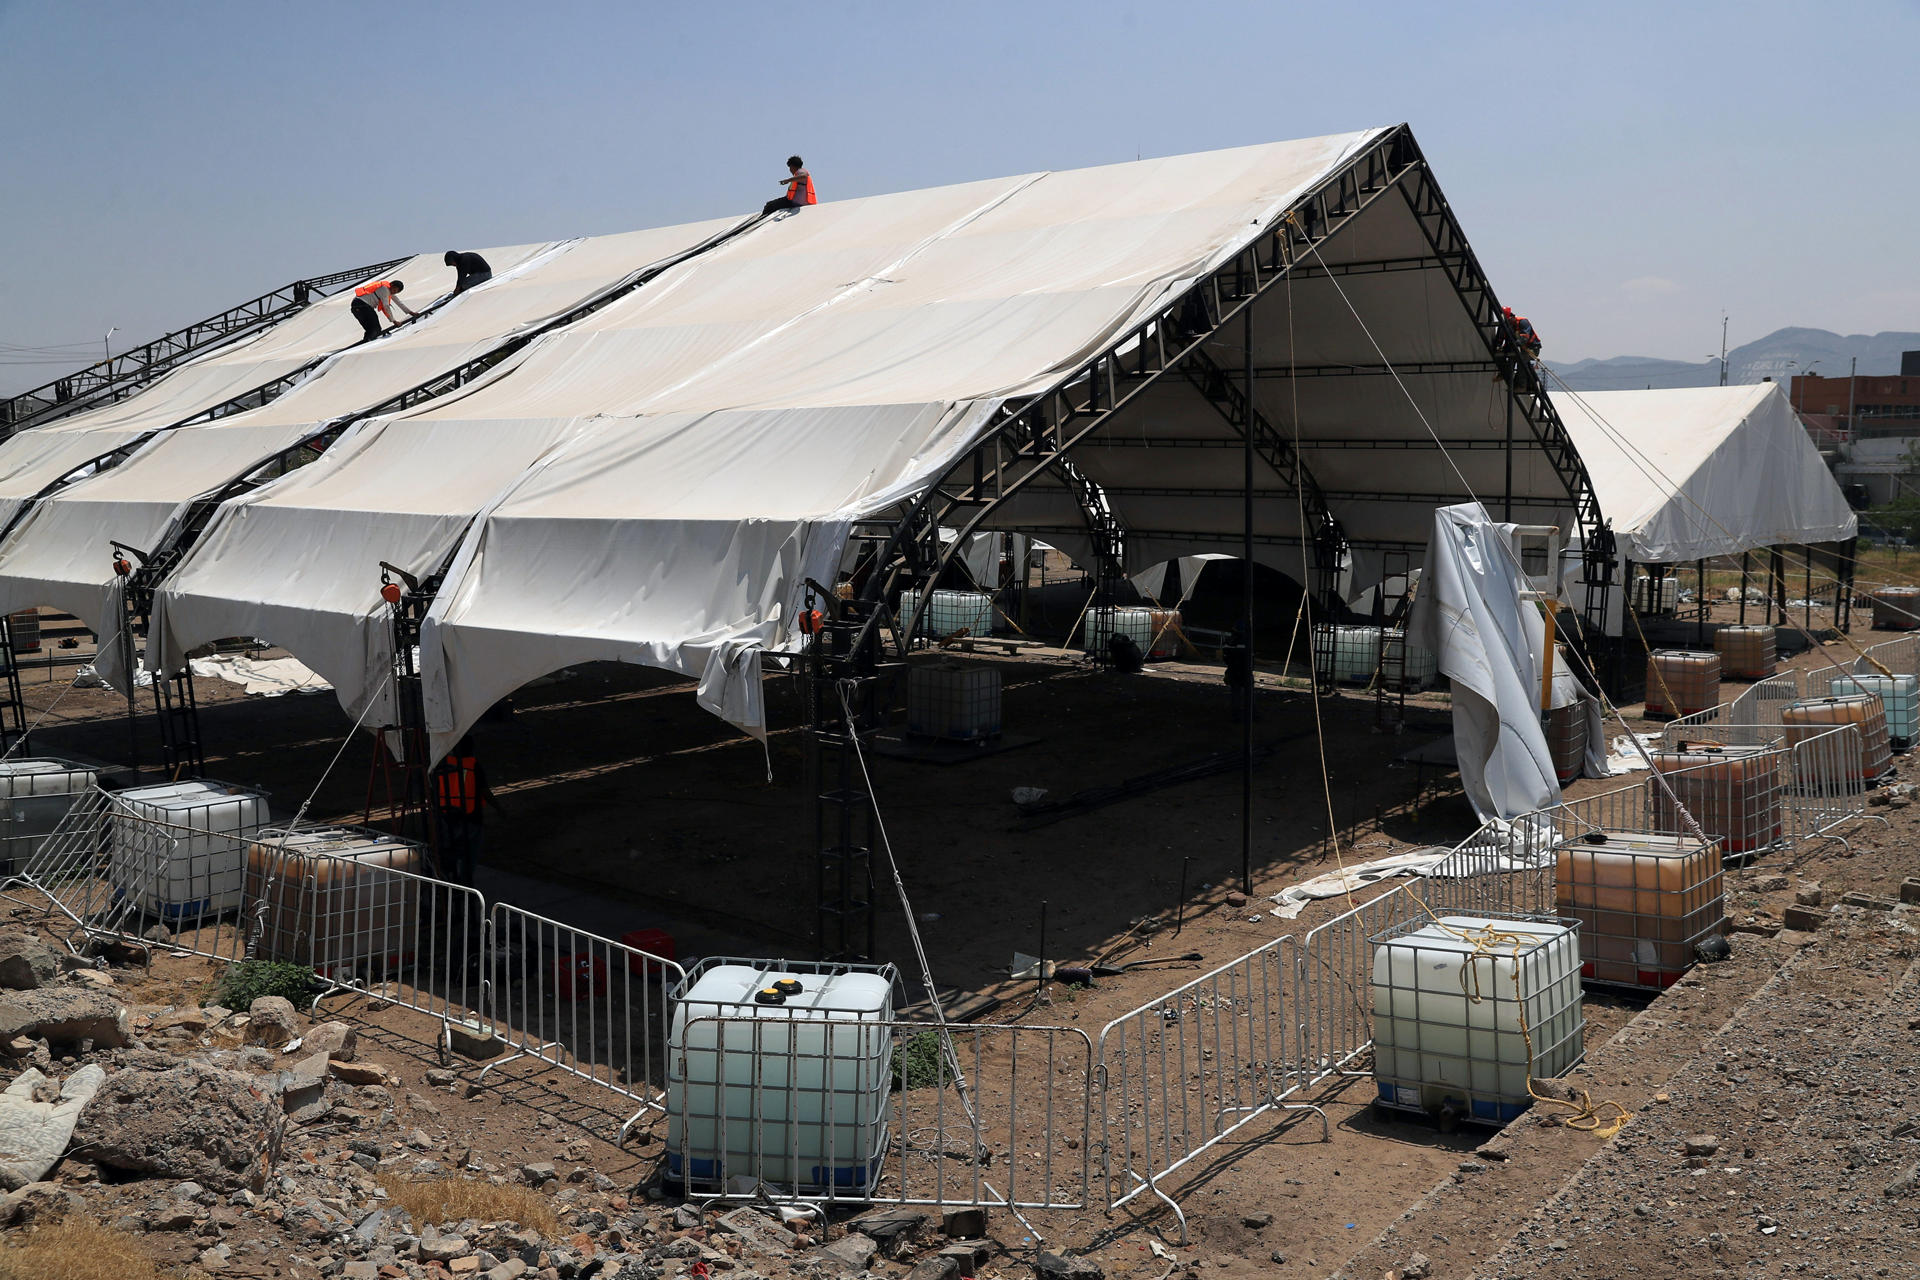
[9,597,1920,1277]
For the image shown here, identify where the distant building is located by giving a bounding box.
[1791,356,1920,440]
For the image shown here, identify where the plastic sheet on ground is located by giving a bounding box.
[187,653,331,697]
[1267,848,1450,918]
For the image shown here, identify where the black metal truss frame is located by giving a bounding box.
[1249,359,1501,379]
[851,123,1610,653]
[1,258,409,435]
[1174,345,1346,595]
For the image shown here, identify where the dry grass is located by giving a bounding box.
[375,1174,560,1235]
[0,1216,182,1280]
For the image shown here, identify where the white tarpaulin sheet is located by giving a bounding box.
[0,227,738,650]
[1408,503,1560,821]
[0,253,445,527]
[1551,384,1857,563]
[151,131,1388,744]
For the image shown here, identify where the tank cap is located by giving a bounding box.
[1581,831,1609,844]
[772,978,803,996]
[753,987,786,1005]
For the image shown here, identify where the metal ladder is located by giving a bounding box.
[151,667,205,780]
[0,619,28,755]
[1374,550,1412,732]
[804,583,884,962]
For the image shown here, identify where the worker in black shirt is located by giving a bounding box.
[444,250,493,294]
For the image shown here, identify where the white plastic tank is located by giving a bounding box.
[906,663,1002,741]
[1371,914,1583,1123]
[109,779,271,921]
[1830,673,1920,749]
[1085,606,1155,657]
[245,826,426,974]
[898,588,994,641]
[667,960,896,1192]
[0,758,98,874]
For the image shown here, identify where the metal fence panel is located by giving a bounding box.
[1293,884,1429,1093]
[1095,935,1312,1222]
[670,1016,1091,1212]
[484,902,686,1139]
[1416,822,1554,918]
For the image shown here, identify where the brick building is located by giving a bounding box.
[1792,356,1920,439]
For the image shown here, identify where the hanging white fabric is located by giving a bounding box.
[1408,502,1560,821]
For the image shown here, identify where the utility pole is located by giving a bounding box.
[1719,315,1729,386]
[1847,356,1858,441]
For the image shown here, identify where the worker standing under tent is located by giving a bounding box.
[350,278,417,342]
[762,155,817,215]
[445,249,493,294]
[433,734,499,885]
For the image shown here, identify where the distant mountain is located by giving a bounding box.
[1546,328,1920,392]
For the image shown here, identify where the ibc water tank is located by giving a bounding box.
[667,960,897,1193]
[1370,914,1582,1124]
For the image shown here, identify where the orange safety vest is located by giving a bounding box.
[354,280,393,299]
[786,171,817,205]
[436,755,481,815]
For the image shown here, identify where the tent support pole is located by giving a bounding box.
[1695,559,1706,649]
[1738,551,1750,625]
[1241,309,1254,897]
[1503,393,1513,521]
[1838,537,1857,631]
[1803,547,1813,634]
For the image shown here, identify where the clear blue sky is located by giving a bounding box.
[3,0,1915,392]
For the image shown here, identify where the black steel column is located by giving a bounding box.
[1241,307,1254,897]
[807,589,880,962]
[1503,388,1514,521]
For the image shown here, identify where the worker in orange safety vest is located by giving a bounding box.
[1504,306,1542,360]
[432,733,499,885]
[351,279,418,343]
[762,155,817,216]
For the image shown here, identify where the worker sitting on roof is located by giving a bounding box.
[351,279,417,342]
[445,249,493,294]
[1504,306,1542,361]
[762,155,817,216]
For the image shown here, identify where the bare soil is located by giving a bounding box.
[6,600,1920,1278]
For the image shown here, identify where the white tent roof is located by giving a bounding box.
[153,131,1391,738]
[116,125,1611,752]
[0,227,739,640]
[1550,384,1856,564]
[0,254,453,529]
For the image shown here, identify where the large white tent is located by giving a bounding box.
[1550,384,1856,565]
[107,125,1594,752]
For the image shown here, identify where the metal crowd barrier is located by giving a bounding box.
[1856,635,1919,678]
[669,1016,1092,1213]
[1095,934,1319,1234]
[1291,884,1429,1094]
[483,903,687,1142]
[1660,671,1802,747]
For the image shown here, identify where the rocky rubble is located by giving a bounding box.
[0,918,1106,1280]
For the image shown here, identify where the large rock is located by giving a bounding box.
[0,931,60,991]
[247,996,299,1048]
[304,1020,357,1061]
[0,1064,105,1189]
[70,1062,280,1192]
[0,988,131,1048]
